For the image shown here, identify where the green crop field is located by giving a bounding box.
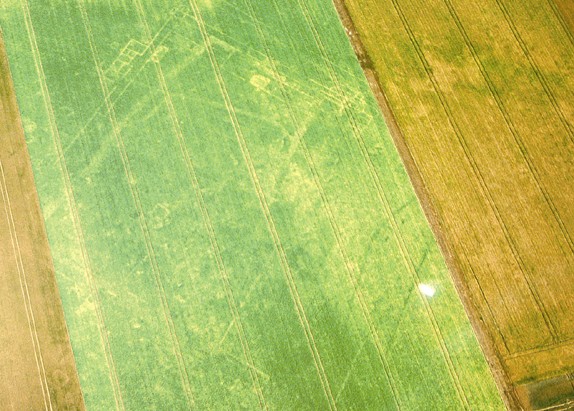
[0,0,503,409]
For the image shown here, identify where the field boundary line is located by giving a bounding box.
[297,0,473,407]
[0,161,51,411]
[495,0,574,148]
[185,1,338,409]
[76,1,195,407]
[131,1,267,408]
[19,1,125,408]
[389,0,558,344]
[333,0,511,359]
[442,0,574,283]
[331,1,521,408]
[244,0,402,408]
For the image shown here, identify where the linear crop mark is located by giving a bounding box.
[20,1,125,408]
[186,0,338,408]
[131,0,267,408]
[76,0,195,407]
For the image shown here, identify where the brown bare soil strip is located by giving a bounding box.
[334,0,574,409]
[0,32,84,410]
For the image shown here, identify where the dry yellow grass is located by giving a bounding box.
[0,33,84,410]
[337,0,574,408]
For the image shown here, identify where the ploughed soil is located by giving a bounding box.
[0,33,84,410]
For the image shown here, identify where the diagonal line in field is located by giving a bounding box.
[75,0,196,407]
[185,0,338,409]
[130,0,267,408]
[19,1,126,409]
[0,161,51,411]
[296,0,472,407]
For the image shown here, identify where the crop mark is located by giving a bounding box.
[76,0,195,407]
[186,0,337,409]
[224,353,271,381]
[0,161,51,411]
[389,0,559,348]
[104,39,146,83]
[217,320,235,347]
[333,339,367,404]
[20,1,126,409]
[495,0,574,147]
[296,0,483,407]
[244,0,402,409]
[67,7,187,151]
[131,1,267,408]
[442,0,574,281]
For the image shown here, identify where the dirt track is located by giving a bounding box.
[0,33,84,410]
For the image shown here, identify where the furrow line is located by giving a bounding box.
[20,1,126,408]
[389,0,558,344]
[0,161,51,411]
[76,1,195,407]
[186,0,337,408]
[131,1,267,408]
[443,0,574,257]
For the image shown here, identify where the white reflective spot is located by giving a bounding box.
[418,283,436,297]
